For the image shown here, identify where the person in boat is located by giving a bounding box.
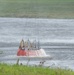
[17,39,26,56]
[19,45,25,50]
[19,39,25,50]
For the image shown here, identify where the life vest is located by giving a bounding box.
[17,49,26,56]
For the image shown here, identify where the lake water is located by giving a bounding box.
[0,18,74,70]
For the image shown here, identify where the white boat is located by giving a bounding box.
[0,39,52,61]
[17,39,51,58]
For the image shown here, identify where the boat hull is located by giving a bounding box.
[17,49,48,57]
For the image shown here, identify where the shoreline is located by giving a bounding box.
[0,16,74,19]
[0,17,74,20]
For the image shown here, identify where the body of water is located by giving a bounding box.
[0,18,74,70]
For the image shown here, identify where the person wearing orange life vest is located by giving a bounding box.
[17,39,26,56]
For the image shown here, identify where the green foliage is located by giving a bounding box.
[0,63,74,75]
[0,0,74,18]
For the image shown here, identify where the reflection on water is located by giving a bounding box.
[0,18,74,70]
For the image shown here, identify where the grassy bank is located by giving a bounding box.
[0,63,74,75]
[0,0,74,18]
